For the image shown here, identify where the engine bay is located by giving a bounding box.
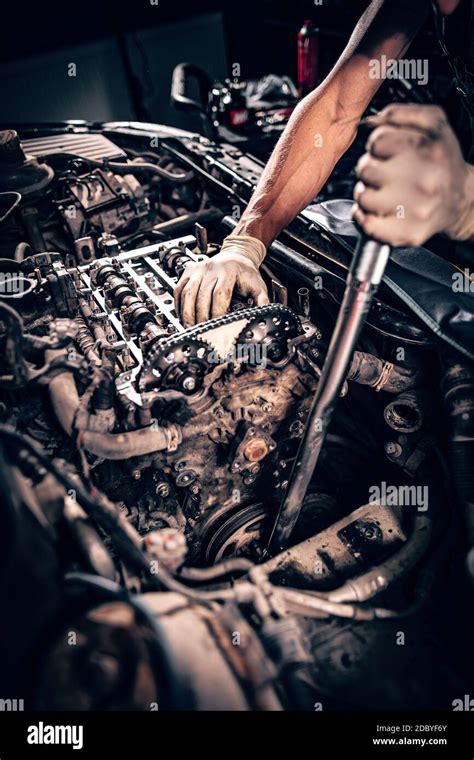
[0,123,472,712]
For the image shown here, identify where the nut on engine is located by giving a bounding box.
[231,423,277,473]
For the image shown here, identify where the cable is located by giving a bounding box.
[179,557,253,582]
[280,587,407,621]
[0,425,158,584]
[0,192,21,224]
[14,242,31,263]
[41,153,195,185]
[0,302,28,388]
[150,561,244,604]
[162,139,247,201]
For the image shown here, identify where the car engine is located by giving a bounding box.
[0,123,472,712]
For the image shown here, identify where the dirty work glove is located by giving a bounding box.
[174,234,270,327]
[352,104,474,247]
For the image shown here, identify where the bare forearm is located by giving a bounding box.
[234,86,359,247]
[235,0,429,248]
[175,0,431,325]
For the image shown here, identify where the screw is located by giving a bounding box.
[363,525,378,540]
[290,420,304,436]
[385,442,402,458]
[155,481,170,498]
[182,377,197,392]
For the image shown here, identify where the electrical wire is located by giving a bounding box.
[0,192,21,224]
[40,153,195,185]
[179,557,253,582]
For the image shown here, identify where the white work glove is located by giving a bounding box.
[174,234,270,327]
[352,104,474,247]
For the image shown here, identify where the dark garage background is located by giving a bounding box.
[0,0,375,127]
[0,0,467,130]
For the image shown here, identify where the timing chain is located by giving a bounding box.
[138,304,302,392]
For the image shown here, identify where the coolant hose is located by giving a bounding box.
[48,369,181,459]
[78,426,181,460]
[348,351,424,393]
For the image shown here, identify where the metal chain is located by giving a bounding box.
[138,304,301,392]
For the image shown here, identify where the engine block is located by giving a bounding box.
[62,235,320,560]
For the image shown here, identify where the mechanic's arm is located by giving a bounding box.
[175,0,430,326]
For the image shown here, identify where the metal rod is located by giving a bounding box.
[267,236,391,555]
[297,286,310,318]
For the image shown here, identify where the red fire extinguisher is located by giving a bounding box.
[297,19,319,98]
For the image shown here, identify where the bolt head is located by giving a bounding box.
[182,377,196,391]
[385,442,402,458]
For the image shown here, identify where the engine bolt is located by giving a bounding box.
[385,441,402,458]
[132,469,142,480]
[155,481,170,498]
[182,377,197,392]
[362,524,379,540]
[255,396,273,412]
[289,420,304,436]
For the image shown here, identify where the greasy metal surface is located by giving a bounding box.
[260,503,406,591]
[75,236,320,558]
[78,235,202,396]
